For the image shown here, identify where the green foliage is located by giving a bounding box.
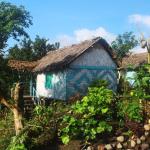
[0,110,15,150]
[33,35,59,60]
[59,82,114,144]
[0,1,32,52]
[117,99,143,123]
[8,36,59,61]
[111,32,138,61]
[0,1,32,97]
[130,65,150,99]
[89,79,108,88]
[7,101,69,149]
[33,105,53,126]
[0,58,12,97]
[117,64,150,125]
[6,131,28,150]
[8,38,33,61]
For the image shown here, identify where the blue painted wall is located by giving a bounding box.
[52,71,67,100]
[66,66,117,99]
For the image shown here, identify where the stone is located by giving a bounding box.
[97,144,105,150]
[140,135,146,141]
[136,138,141,144]
[116,143,122,149]
[144,131,149,136]
[141,143,149,150]
[104,144,112,150]
[111,143,116,148]
[144,124,150,131]
[131,135,136,140]
[117,136,124,142]
[87,146,93,150]
[130,140,136,148]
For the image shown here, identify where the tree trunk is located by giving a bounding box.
[12,82,24,135]
[13,107,23,135]
[0,82,24,135]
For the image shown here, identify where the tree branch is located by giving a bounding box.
[0,96,14,110]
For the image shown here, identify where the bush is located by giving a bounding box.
[117,99,143,123]
[7,101,69,149]
[59,82,115,144]
[0,110,15,150]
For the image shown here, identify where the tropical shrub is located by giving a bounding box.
[33,105,53,126]
[126,65,150,99]
[117,99,143,123]
[0,110,15,150]
[59,81,115,144]
[6,130,28,150]
[117,65,150,123]
[7,101,69,149]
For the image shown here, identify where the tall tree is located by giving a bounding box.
[33,35,59,60]
[0,1,32,54]
[8,35,60,61]
[0,1,32,93]
[0,2,32,135]
[111,32,138,62]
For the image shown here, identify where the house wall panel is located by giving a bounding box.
[36,71,66,100]
[66,68,117,99]
[70,46,116,67]
[66,46,117,99]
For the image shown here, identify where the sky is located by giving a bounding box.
[4,0,150,52]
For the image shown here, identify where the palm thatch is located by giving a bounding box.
[33,37,117,72]
[122,52,147,68]
[8,60,38,71]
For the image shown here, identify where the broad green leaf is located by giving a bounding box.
[61,135,70,145]
[101,108,108,114]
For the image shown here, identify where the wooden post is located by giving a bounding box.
[148,52,150,64]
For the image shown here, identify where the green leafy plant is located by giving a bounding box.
[0,110,15,150]
[59,81,114,144]
[6,130,28,150]
[126,65,150,99]
[33,105,53,126]
[7,101,69,149]
[117,99,143,123]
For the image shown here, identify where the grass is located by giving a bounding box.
[0,109,15,150]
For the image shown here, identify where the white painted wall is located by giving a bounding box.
[36,73,53,97]
[36,72,66,99]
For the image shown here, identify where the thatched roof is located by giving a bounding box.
[8,60,38,71]
[122,52,147,68]
[33,37,117,72]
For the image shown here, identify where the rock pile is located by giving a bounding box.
[96,120,150,150]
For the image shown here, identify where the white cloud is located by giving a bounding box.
[56,35,75,47]
[130,46,147,54]
[56,27,116,47]
[75,27,116,43]
[129,14,150,27]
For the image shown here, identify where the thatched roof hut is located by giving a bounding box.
[8,37,118,100]
[33,37,117,72]
[34,37,118,100]
[122,52,147,68]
